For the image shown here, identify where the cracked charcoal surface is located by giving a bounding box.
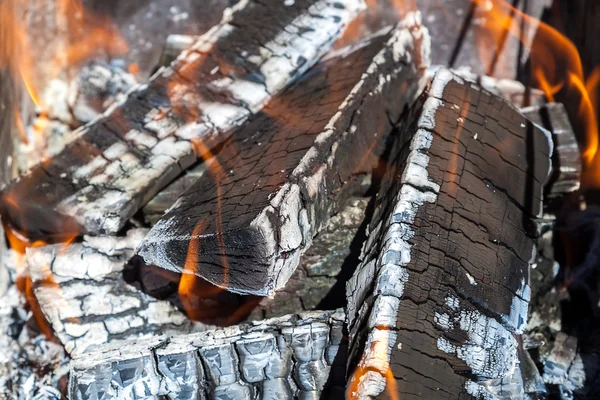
[345,69,552,399]
[27,229,203,357]
[0,0,365,241]
[138,16,431,296]
[68,309,346,400]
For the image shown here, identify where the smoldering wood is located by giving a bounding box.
[345,69,552,399]
[0,0,365,241]
[138,16,431,297]
[68,309,347,400]
[522,103,581,199]
[27,229,204,357]
[69,61,138,125]
[249,196,370,320]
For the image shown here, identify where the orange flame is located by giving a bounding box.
[0,0,128,147]
[472,0,600,187]
[4,212,78,338]
[347,328,400,400]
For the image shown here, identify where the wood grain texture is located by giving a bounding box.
[68,309,346,400]
[138,16,431,296]
[345,69,552,399]
[0,0,365,241]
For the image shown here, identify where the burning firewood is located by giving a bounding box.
[0,0,366,241]
[26,229,204,357]
[137,16,431,297]
[68,309,346,400]
[345,69,552,398]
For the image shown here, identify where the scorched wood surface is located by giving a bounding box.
[137,17,430,297]
[346,69,552,399]
[0,0,365,241]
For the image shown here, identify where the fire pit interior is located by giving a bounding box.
[0,0,599,399]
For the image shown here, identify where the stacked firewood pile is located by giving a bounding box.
[0,0,598,399]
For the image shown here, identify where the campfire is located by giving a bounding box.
[0,0,599,399]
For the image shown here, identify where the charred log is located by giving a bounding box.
[522,102,581,200]
[137,16,431,297]
[68,309,346,400]
[345,69,552,398]
[0,0,365,241]
[27,229,203,357]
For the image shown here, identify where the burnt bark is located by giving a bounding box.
[137,17,430,297]
[68,309,347,400]
[345,69,552,399]
[27,229,202,357]
[0,0,365,241]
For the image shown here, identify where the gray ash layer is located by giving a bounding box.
[27,229,205,357]
[69,310,346,400]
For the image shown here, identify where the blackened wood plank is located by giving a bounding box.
[137,17,431,297]
[27,229,204,356]
[68,309,346,400]
[345,69,552,399]
[0,0,365,241]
